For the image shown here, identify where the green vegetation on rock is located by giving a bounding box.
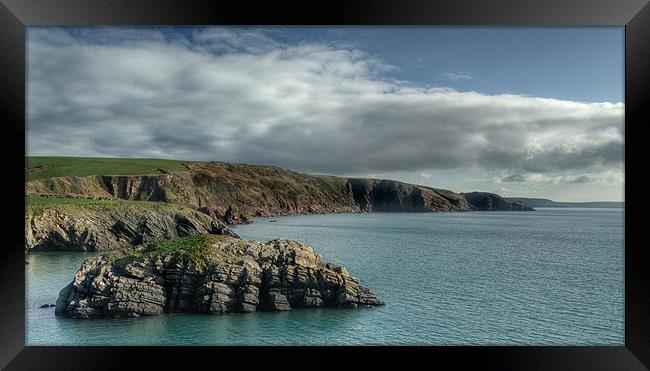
[137,234,236,269]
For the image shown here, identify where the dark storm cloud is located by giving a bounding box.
[27,28,624,184]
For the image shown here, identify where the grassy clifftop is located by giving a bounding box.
[27,156,188,181]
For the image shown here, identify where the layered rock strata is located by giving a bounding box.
[26,201,236,251]
[55,236,384,318]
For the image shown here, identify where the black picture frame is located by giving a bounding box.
[1,0,648,369]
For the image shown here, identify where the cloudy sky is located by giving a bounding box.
[27,27,624,201]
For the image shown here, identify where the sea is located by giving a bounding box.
[26,208,624,345]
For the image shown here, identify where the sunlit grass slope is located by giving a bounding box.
[26,156,188,181]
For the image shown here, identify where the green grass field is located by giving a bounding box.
[26,156,189,181]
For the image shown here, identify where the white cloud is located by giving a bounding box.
[501,169,623,185]
[499,187,513,194]
[27,28,624,187]
[442,72,473,81]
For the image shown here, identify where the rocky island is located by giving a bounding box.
[55,235,384,318]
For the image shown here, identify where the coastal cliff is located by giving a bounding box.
[349,178,471,212]
[462,192,533,211]
[26,196,236,251]
[27,159,532,223]
[55,235,384,318]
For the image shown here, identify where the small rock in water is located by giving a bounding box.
[49,304,56,307]
[39,304,50,308]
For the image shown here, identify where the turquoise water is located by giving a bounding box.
[26,208,624,345]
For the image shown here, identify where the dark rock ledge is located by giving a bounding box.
[55,235,384,319]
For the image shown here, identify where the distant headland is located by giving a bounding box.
[506,197,623,208]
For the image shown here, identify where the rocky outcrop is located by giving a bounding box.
[28,175,172,202]
[98,175,169,201]
[462,192,534,211]
[26,200,237,251]
[55,236,384,318]
[26,161,533,224]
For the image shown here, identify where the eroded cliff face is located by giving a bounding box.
[461,192,534,211]
[349,178,472,212]
[55,236,384,318]
[26,174,173,202]
[25,203,237,251]
[26,162,532,224]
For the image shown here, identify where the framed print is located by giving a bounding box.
[1,0,649,369]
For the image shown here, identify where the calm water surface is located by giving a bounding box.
[26,208,624,345]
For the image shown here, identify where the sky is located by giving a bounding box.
[26,27,624,202]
